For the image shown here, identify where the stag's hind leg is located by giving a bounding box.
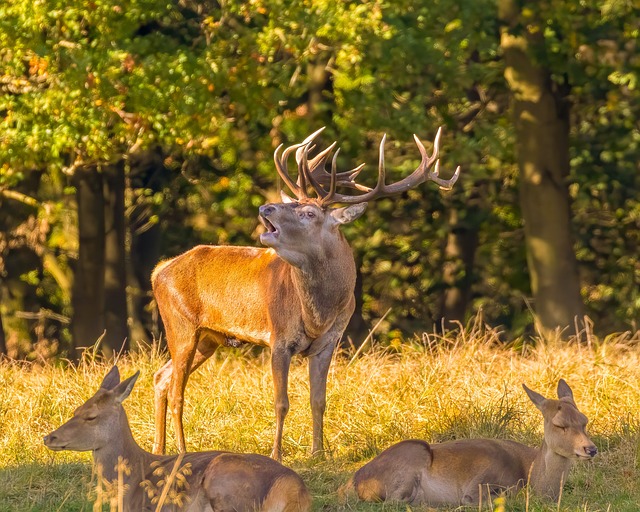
[153,358,172,454]
[154,324,221,454]
[169,332,223,453]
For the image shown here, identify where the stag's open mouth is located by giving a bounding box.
[259,214,280,245]
[259,214,278,235]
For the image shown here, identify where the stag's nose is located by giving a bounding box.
[259,204,276,217]
[43,433,55,446]
[584,445,598,458]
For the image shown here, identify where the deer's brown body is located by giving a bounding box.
[152,127,460,460]
[343,380,597,506]
[44,367,312,512]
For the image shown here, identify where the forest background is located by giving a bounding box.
[0,0,638,360]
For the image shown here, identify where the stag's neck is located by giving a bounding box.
[528,441,573,499]
[289,237,356,335]
[92,410,159,485]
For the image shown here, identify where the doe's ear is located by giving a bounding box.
[329,203,367,226]
[523,383,546,410]
[100,366,121,390]
[556,379,575,403]
[112,370,140,404]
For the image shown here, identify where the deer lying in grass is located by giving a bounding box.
[44,366,312,512]
[151,127,460,460]
[342,379,597,506]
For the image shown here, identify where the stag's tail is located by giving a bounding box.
[261,474,312,512]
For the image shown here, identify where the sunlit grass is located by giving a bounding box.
[1,322,639,510]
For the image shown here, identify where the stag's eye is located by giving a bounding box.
[85,415,97,422]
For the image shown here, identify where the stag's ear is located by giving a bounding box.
[280,190,296,204]
[100,366,121,390]
[557,379,575,403]
[112,370,140,404]
[329,203,367,226]
[523,383,546,410]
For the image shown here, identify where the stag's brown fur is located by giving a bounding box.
[44,367,311,512]
[343,380,597,506]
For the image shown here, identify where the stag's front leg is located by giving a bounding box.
[270,345,292,461]
[308,304,354,457]
[308,346,334,457]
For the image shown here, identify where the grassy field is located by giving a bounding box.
[1,323,639,511]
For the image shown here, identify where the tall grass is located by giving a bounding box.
[1,323,639,511]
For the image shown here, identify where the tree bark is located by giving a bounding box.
[0,308,7,356]
[71,166,106,359]
[103,161,129,356]
[499,1,585,336]
[439,208,479,327]
[128,151,167,346]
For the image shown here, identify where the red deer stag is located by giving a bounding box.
[151,127,460,460]
[44,366,312,512]
[341,379,597,506]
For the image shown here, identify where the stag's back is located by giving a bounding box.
[152,245,292,345]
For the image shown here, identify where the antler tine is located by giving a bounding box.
[320,126,461,205]
[301,141,337,199]
[274,143,304,199]
[430,160,461,190]
[298,144,310,196]
[306,142,336,171]
[274,127,327,200]
[320,148,340,205]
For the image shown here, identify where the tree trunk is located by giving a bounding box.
[128,151,167,346]
[0,308,7,356]
[103,161,129,356]
[71,166,106,359]
[439,208,479,327]
[499,1,585,336]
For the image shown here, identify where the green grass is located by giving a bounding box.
[1,324,639,511]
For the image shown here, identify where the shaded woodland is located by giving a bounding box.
[0,0,638,359]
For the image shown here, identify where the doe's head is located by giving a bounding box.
[523,379,598,460]
[43,366,139,453]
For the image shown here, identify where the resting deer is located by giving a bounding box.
[44,366,312,512]
[342,379,597,506]
[151,127,460,460]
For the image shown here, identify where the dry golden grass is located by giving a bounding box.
[1,322,639,510]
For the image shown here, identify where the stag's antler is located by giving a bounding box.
[275,127,460,204]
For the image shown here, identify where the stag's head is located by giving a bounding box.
[44,366,139,452]
[259,127,460,265]
[523,379,598,460]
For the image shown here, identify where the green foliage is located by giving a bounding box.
[0,0,639,353]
